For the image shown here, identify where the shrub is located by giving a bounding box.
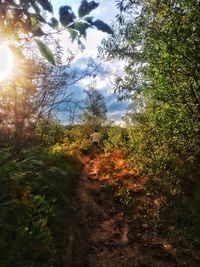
[0,145,82,267]
[103,126,129,152]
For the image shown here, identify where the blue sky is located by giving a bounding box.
[51,0,129,124]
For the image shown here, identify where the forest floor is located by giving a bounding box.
[63,151,200,267]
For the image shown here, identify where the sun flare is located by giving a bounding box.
[0,44,14,81]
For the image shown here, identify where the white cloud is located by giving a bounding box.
[77,69,112,94]
[77,76,91,88]
[78,58,126,87]
[108,111,125,126]
[92,1,117,22]
[51,0,129,123]
[84,31,107,56]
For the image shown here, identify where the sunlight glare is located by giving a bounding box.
[0,44,14,81]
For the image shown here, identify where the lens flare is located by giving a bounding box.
[0,44,14,81]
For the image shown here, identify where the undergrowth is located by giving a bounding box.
[0,145,82,267]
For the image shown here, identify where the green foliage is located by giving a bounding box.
[0,0,53,62]
[62,126,91,154]
[35,39,56,65]
[70,21,90,39]
[82,87,108,128]
[78,0,99,18]
[37,0,53,13]
[58,1,113,39]
[59,1,113,38]
[0,0,113,64]
[92,19,113,34]
[68,28,79,42]
[115,187,135,209]
[102,0,200,237]
[0,145,82,266]
[59,5,76,26]
[35,119,65,146]
[103,182,135,209]
[103,126,129,152]
[48,18,59,29]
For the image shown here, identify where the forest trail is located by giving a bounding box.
[63,153,180,267]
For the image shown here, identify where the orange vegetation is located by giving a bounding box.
[91,150,151,193]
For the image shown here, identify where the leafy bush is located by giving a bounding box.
[63,126,92,154]
[0,145,82,267]
[125,103,200,237]
[103,126,129,152]
[35,119,65,146]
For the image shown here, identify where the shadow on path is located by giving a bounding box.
[63,156,176,267]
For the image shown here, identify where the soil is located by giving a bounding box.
[62,155,198,267]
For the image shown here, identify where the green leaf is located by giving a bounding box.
[59,6,76,27]
[35,39,56,65]
[70,21,90,38]
[48,18,59,29]
[78,0,99,18]
[92,19,113,34]
[84,16,94,24]
[68,28,79,42]
[37,0,53,13]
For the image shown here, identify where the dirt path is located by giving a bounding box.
[63,156,177,267]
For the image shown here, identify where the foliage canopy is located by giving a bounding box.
[0,0,113,64]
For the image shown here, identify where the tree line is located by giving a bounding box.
[101,0,200,237]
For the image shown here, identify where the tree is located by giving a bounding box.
[0,0,112,149]
[102,0,200,172]
[101,0,200,235]
[0,41,98,150]
[82,86,108,127]
[0,0,113,149]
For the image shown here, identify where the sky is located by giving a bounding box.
[51,0,128,124]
